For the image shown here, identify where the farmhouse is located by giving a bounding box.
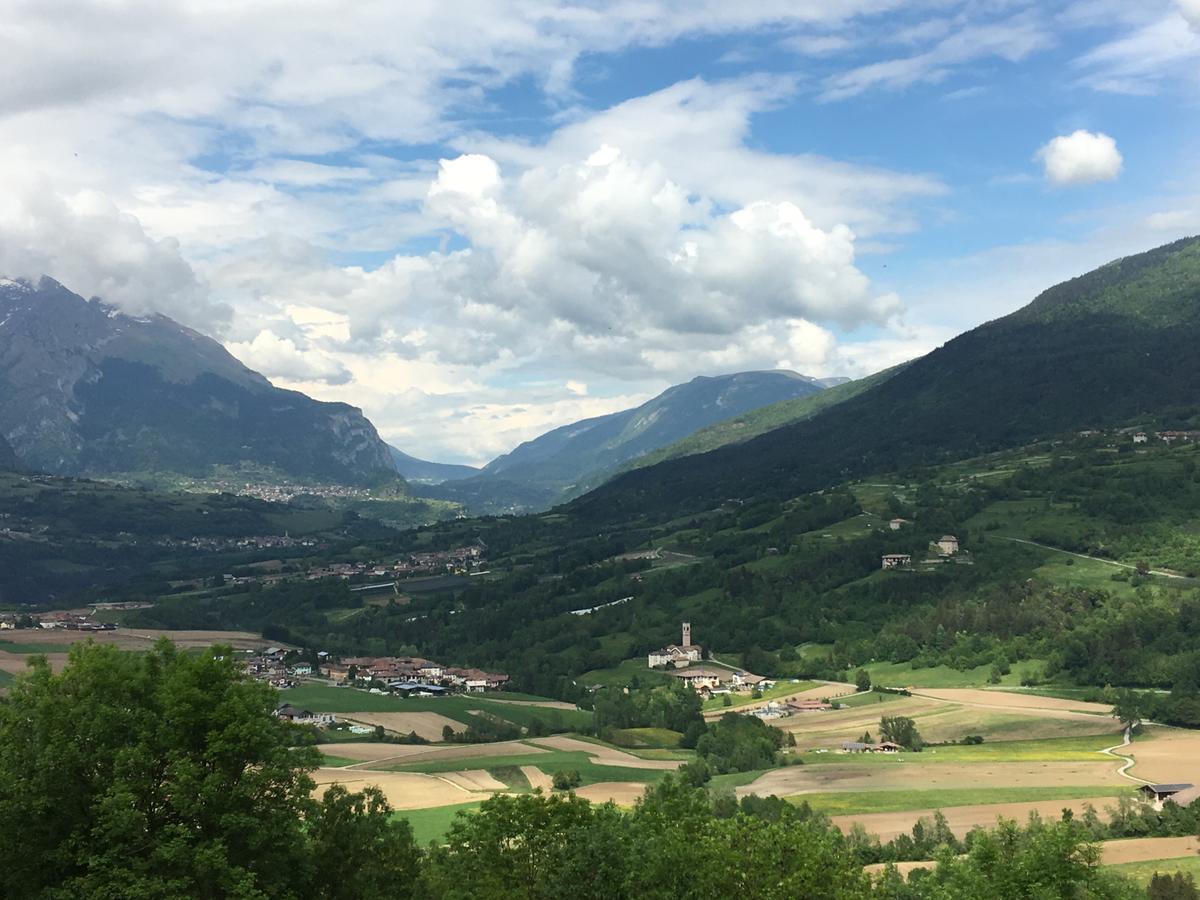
[1133,432,1148,444]
[1139,783,1196,810]
[936,535,960,556]
[881,554,912,570]
[840,740,903,753]
[274,705,336,726]
[889,518,909,531]
[648,622,703,668]
[785,699,834,714]
[668,664,731,691]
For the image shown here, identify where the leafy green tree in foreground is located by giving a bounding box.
[0,640,418,899]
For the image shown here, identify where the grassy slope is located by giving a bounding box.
[1109,856,1200,886]
[383,749,666,786]
[793,786,1128,815]
[392,802,482,846]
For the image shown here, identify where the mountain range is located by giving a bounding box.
[387,446,480,484]
[0,278,398,486]
[575,234,1200,522]
[418,370,834,512]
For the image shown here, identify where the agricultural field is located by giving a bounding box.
[0,628,278,677]
[310,732,680,844]
[702,679,840,714]
[281,684,593,732]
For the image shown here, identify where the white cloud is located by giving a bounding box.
[1036,130,1123,185]
[821,14,1054,100]
[0,182,224,329]
[1072,10,1200,94]
[1178,0,1200,29]
[224,330,351,385]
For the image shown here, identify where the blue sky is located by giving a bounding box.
[1,0,1198,464]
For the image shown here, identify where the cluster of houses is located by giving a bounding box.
[241,646,316,688]
[647,623,770,696]
[274,704,337,726]
[305,543,487,582]
[0,610,116,631]
[322,655,509,694]
[240,647,510,695]
[882,534,963,571]
[1078,428,1200,445]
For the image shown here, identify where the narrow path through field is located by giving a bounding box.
[1101,727,1152,785]
[1001,537,1186,579]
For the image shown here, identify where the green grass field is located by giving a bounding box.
[799,734,1120,765]
[393,802,481,846]
[579,657,673,689]
[609,727,683,748]
[1108,856,1200,886]
[863,658,1047,689]
[280,685,592,730]
[791,786,1129,816]
[0,639,72,654]
[383,749,666,787]
[0,670,13,688]
[835,690,906,709]
[317,753,361,768]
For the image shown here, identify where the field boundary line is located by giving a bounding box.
[1001,537,1186,579]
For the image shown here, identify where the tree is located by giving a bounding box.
[855,669,872,692]
[552,769,582,790]
[1113,688,1147,732]
[306,785,421,900]
[1149,872,1200,900]
[0,640,416,899]
[880,715,923,750]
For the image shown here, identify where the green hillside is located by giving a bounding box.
[624,364,905,472]
[575,236,1200,523]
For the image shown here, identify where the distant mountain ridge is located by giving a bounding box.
[575,235,1200,521]
[420,370,833,512]
[0,277,399,485]
[387,446,480,484]
[0,434,17,471]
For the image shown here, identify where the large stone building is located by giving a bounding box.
[648,622,703,668]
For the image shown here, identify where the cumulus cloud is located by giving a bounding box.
[1037,131,1123,185]
[224,330,351,385]
[0,183,226,329]
[1179,0,1200,29]
[235,145,900,377]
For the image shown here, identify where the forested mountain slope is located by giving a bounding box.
[576,236,1200,521]
[422,369,831,512]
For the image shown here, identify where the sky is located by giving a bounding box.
[1,0,1198,466]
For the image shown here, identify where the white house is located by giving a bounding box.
[936,535,960,556]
